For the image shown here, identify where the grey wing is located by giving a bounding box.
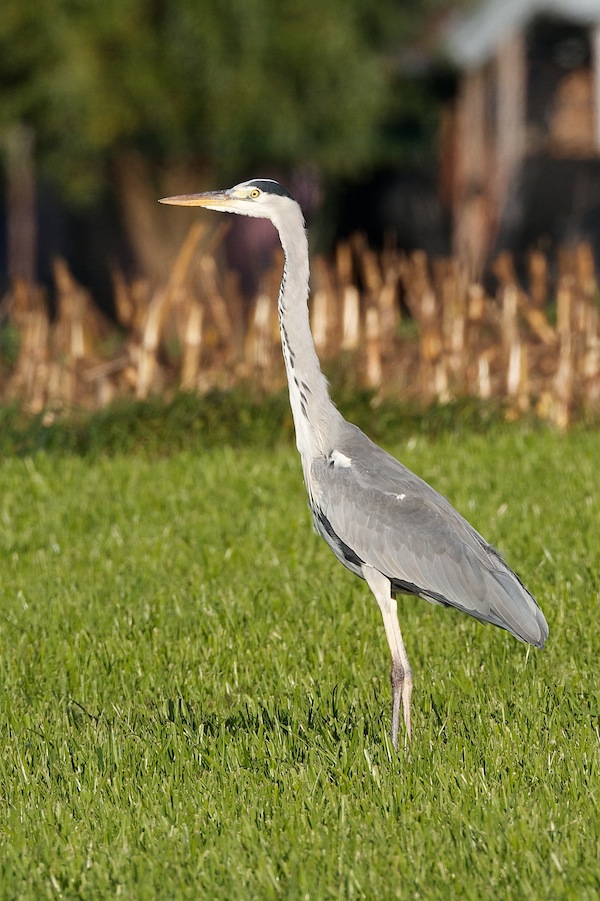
[311,427,548,648]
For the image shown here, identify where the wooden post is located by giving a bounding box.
[453,68,489,276]
[454,70,487,203]
[494,33,526,235]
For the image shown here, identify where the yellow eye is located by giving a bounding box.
[249,188,260,199]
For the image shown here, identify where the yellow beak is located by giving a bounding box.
[158,191,230,207]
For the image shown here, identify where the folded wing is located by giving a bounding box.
[311,424,548,648]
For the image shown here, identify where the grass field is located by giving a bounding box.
[0,397,598,899]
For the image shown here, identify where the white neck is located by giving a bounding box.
[271,203,342,466]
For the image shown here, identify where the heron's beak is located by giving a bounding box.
[158,191,231,207]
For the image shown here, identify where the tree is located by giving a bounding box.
[0,0,456,281]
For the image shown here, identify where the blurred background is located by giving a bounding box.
[0,0,456,298]
[1,0,600,424]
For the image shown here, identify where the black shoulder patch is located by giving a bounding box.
[248,179,295,200]
[315,508,364,568]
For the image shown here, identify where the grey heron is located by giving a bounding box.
[160,178,549,749]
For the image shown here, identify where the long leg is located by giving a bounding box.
[363,564,413,749]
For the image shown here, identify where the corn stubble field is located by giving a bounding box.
[0,398,598,900]
[4,234,600,431]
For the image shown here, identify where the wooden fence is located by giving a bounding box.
[1,228,599,428]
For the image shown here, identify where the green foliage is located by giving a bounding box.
[0,407,598,898]
[0,0,455,201]
[0,389,519,459]
[0,390,294,458]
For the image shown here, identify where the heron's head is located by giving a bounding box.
[159,178,297,222]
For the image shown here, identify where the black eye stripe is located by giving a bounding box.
[246,179,295,200]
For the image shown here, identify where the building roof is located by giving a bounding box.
[446,0,600,67]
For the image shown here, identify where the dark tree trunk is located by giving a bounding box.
[5,123,37,283]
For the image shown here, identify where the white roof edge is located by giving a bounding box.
[446,0,600,68]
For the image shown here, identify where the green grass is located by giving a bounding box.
[0,401,598,899]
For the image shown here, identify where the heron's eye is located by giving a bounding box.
[249,188,261,199]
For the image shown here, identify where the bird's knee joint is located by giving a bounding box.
[390,658,405,689]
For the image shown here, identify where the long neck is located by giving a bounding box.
[272,205,341,463]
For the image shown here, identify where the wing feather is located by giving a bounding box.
[311,424,548,648]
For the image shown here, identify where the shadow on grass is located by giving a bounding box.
[157,689,380,744]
